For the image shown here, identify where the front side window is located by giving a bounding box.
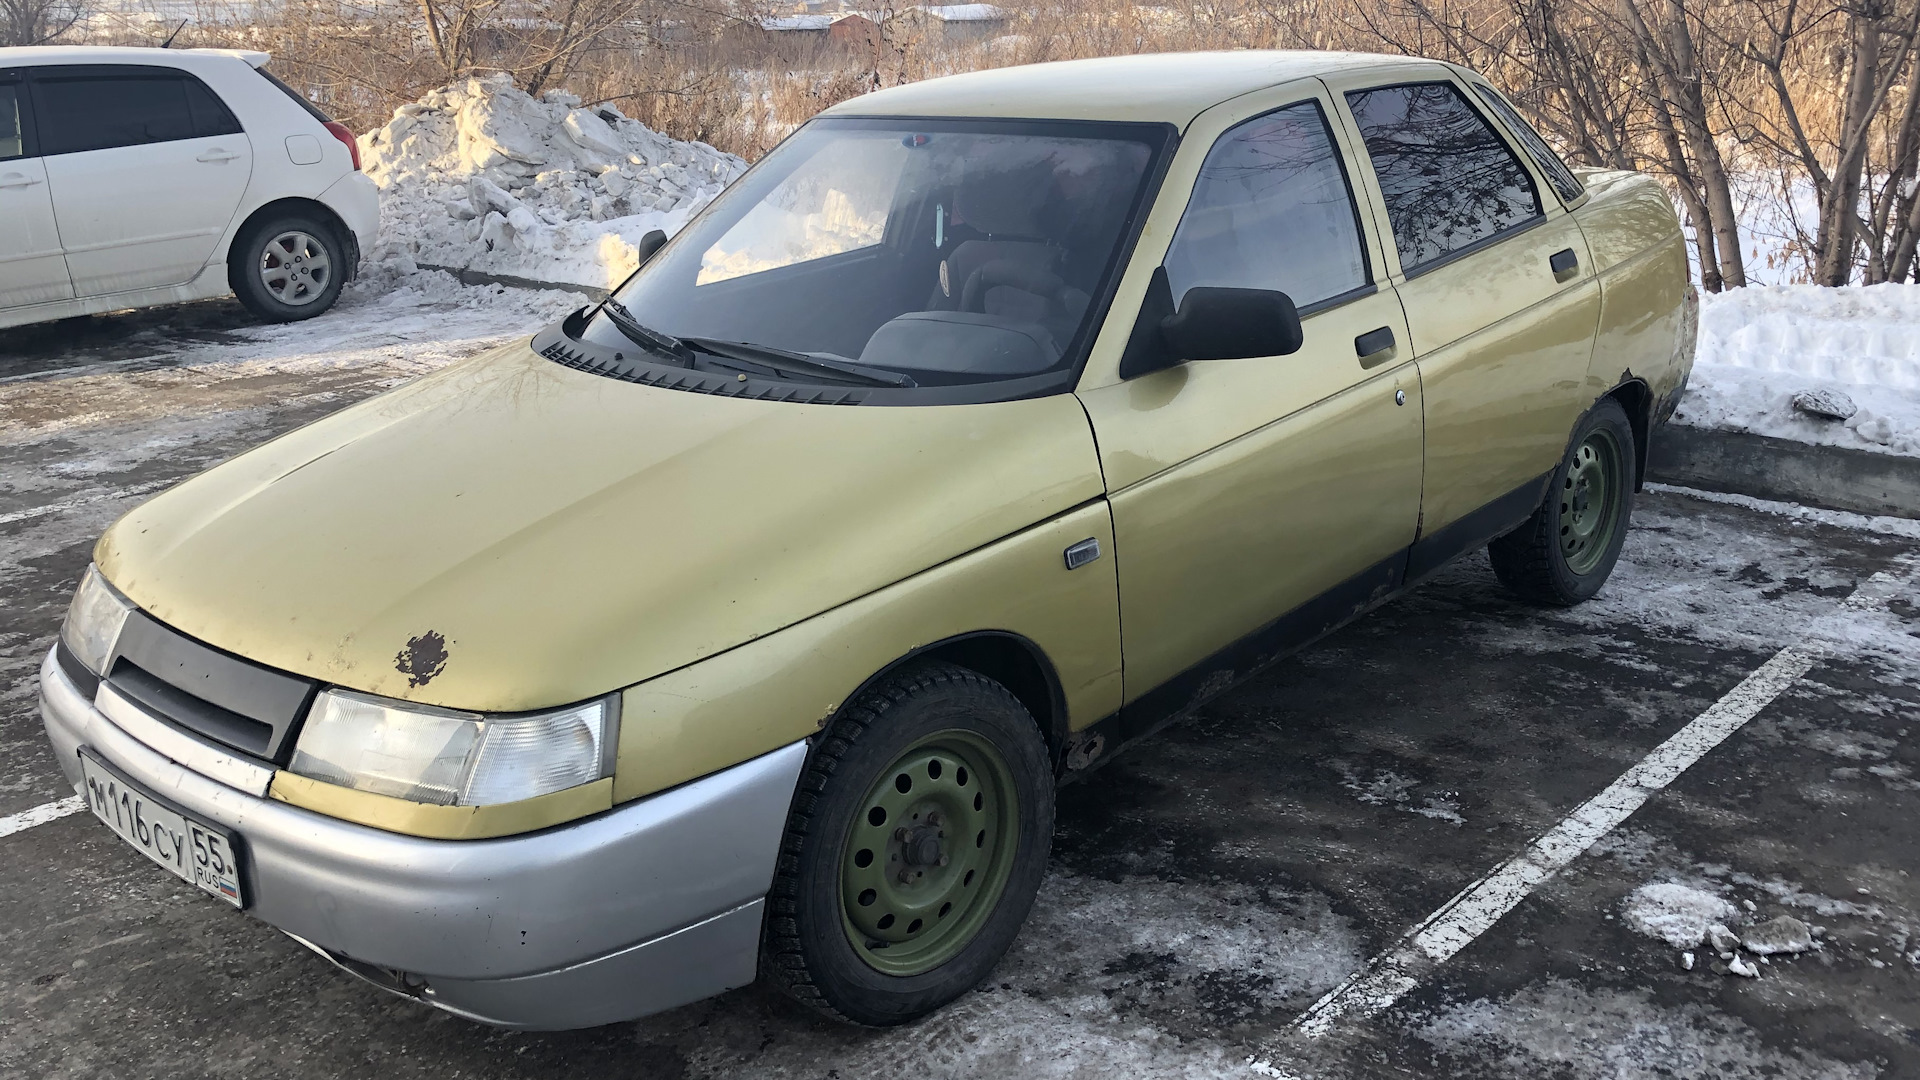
[1471,83,1584,205]
[0,82,22,160]
[1163,100,1369,312]
[1345,82,1542,273]
[32,68,239,156]
[578,117,1169,394]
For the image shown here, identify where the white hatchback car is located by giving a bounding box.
[0,46,377,329]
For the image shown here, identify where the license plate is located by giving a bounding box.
[79,749,245,908]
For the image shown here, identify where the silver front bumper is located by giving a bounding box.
[38,646,807,1029]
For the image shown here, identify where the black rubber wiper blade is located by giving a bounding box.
[602,300,694,366]
[683,337,916,388]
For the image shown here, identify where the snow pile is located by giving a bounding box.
[358,75,748,291]
[1620,882,1738,949]
[1680,283,1920,456]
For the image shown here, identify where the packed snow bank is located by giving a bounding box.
[1679,284,1920,456]
[359,75,748,291]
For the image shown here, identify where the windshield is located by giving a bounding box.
[578,117,1170,392]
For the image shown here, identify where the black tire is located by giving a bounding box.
[761,660,1054,1026]
[229,213,347,322]
[1489,397,1637,606]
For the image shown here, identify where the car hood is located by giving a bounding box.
[96,342,1105,711]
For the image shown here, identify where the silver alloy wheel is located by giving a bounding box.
[258,230,333,307]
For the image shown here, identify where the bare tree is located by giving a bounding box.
[1,0,86,46]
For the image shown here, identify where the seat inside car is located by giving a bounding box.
[929,159,1091,337]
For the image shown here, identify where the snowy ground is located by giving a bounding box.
[2,283,1919,1079]
[1681,284,1920,457]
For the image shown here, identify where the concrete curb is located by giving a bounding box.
[416,264,610,300]
[1648,425,1920,520]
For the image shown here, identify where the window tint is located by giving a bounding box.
[1471,84,1583,204]
[32,71,236,155]
[258,66,333,123]
[1345,82,1542,272]
[0,83,22,160]
[1162,101,1368,310]
[183,76,243,138]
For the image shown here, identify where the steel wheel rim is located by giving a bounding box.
[1559,428,1623,575]
[259,230,332,307]
[839,728,1020,976]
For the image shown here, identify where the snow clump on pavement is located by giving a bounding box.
[359,75,747,291]
[1621,882,1740,949]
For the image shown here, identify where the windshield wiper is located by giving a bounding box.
[600,300,695,366]
[682,337,916,388]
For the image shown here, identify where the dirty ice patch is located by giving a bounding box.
[1414,980,1874,1080]
[0,273,585,444]
[1014,872,1364,1024]
[1331,760,1465,825]
[1452,495,1907,659]
[1683,283,1920,457]
[1621,882,1739,949]
[689,871,1362,1078]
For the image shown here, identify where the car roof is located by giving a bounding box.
[0,45,269,70]
[820,50,1454,126]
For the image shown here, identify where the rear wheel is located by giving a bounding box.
[762,660,1052,1026]
[1489,397,1636,606]
[229,213,346,321]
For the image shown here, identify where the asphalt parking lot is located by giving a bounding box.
[3,296,1918,1079]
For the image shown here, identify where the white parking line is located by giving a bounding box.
[1248,565,1912,1074]
[0,795,86,840]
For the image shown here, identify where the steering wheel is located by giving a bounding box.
[961,260,1073,318]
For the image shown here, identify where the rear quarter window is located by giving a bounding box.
[0,82,22,160]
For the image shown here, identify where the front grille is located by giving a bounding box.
[103,611,318,764]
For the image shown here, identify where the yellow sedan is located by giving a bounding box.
[41,50,1692,1030]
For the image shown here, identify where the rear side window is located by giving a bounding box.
[1162,100,1370,311]
[32,69,241,156]
[1345,82,1543,273]
[258,66,333,123]
[1471,84,1583,204]
[0,82,22,160]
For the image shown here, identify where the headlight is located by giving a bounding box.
[62,565,135,675]
[288,690,617,806]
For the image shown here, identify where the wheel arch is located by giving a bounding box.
[841,632,1069,769]
[1604,378,1653,491]
[225,197,361,282]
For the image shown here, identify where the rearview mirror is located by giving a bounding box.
[1160,287,1303,362]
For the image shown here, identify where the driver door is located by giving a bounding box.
[1076,81,1424,720]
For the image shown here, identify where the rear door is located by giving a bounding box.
[0,70,73,308]
[31,65,253,297]
[1077,82,1423,713]
[1323,67,1600,575]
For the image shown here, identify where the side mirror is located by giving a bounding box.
[1159,286,1303,361]
[635,228,669,265]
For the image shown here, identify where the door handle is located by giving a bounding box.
[1550,247,1579,282]
[0,173,43,188]
[197,149,241,163]
[1355,325,1396,367]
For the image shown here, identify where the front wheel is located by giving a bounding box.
[761,660,1054,1026]
[229,214,347,322]
[1489,397,1637,606]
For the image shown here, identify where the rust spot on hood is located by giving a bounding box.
[395,631,451,688]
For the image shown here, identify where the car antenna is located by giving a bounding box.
[160,18,188,47]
